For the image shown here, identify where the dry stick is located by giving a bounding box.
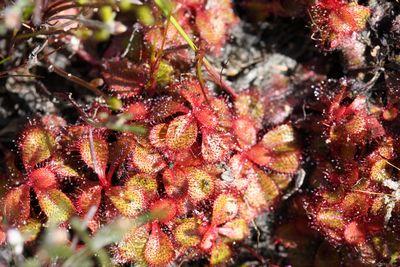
[13,29,75,40]
[44,3,78,20]
[353,189,391,197]
[46,61,106,97]
[0,45,64,79]
[45,0,74,12]
[196,48,211,105]
[241,244,266,264]
[44,1,119,20]
[203,59,238,99]
[163,44,190,55]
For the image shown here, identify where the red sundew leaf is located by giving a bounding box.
[200,227,218,251]
[344,95,367,115]
[211,194,238,226]
[366,116,385,140]
[2,185,30,226]
[144,222,175,267]
[202,163,225,178]
[311,1,370,49]
[194,105,219,129]
[150,97,190,124]
[233,116,258,149]
[29,167,57,191]
[99,195,121,225]
[187,167,215,203]
[210,240,232,265]
[125,102,150,121]
[166,114,198,150]
[195,0,238,55]
[382,107,398,121]
[149,123,168,149]
[149,199,177,223]
[102,60,147,98]
[79,130,109,183]
[330,111,384,144]
[329,3,370,34]
[116,224,150,264]
[201,130,233,163]
[128,143,166,173]
[163,145,203,167]
[0,229,6,245]
[106,186,146,217]
[177,79,207,108]
[344,221,366,245]
[211,98,234,129]
[125,173,158,199]
[370,159,391,182]
[244,170,279,210]
[258,170,280,202]
[246,144,300,174]
[218,218,250,241]
[227,154,257,191]
[20,126,56,169]
[174,218,201,248]
[340,192,370,217]
[316,209,345,230]
[63,125,87,143]
[162,168,188,198]
[108,133,136,178]
[50,158,79,178]
[245,144,272,166]
[76,185,102,215]
[267,152,301,174]
[261,124,297,152]
[36,189,75,224]
[341,114,368,140]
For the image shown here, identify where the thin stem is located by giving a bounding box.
[47,61,106,97]
[148,13,171,92]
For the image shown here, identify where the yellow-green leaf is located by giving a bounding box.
[20,127,56,168]
[37,189,75,224]
[106,187,145,217]
[210,241,231,265]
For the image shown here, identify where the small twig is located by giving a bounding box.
[46,60,106,97]
[241,244,266,264]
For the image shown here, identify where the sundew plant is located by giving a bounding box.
[0,0,399,266]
